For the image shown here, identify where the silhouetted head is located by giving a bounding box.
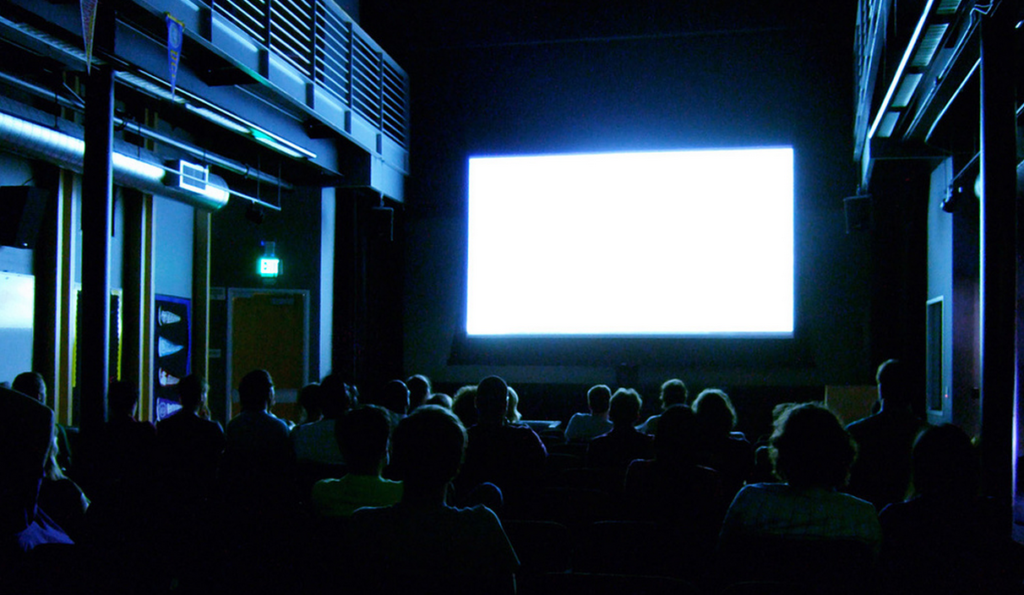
[660,378,689,410]
[693,388,737,438]
[297,382,323,422]
[320,373,357,419]
[336,405,392,475]
[476,375,509,424]
[406,374,431,410]
[656,404,699,461]
[505,386,522,423]
[239,369,274,412]
[587,384,612,415]
[912,423,978,499]
[609,388,642,426]
[425,392,453,409]
[108,380,141,418]
[381,379,410,416]
[770,402,856,489]
[389,405,466,489]
[177,374,209,412]
[452,385,478,428]
[876,359,911,408]
[12,372,46,403]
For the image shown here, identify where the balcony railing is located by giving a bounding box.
[210,0,409,149]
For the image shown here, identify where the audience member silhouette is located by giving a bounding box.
[38,429,88,542]
[693,388,753,500]
[291,373,355,465]
[156,374,225,502]
[564,384,614,443]
[221,369,295,513]
[84,381,158,506]
[12,372,73,475]
[879,424,1024,595]
[637,378,688,435]
[452,384,479,429]
[626,405,726,540]
[296,382,324,425]
[457,376,547,507]
[718,402,880,589]
[846,359,928,510]
[425,392,453,409]
[380,379,410,426]
[312,405,402,517]
[505,385,523,423]
[0,386,72,553]
[587,388,654,470]
[405,374,431,411]
[348,405,519,594]
[12,371,46,402]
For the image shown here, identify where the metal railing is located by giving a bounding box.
[210,0,408,148]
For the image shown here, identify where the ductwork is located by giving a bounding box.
[0,107,229,211]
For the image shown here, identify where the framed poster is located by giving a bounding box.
[154,294,190,421]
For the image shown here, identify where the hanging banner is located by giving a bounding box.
[166,14,185,98]
[80,0,99,73]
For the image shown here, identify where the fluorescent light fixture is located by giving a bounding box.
[892,73,924,109]
[878,112,900,138]
[250,128,316,160]
[868,0,935,140]
[185,104,251,135]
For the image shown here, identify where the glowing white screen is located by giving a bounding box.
[466,147,794,336]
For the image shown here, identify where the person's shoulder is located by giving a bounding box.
[845,412,881,435]
[457,503,504,526]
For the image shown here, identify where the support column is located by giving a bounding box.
[122,189,154,413]
[57,170,76,427]
[32,164,61,410]
[79,62,115,435]
[978,3,1016,520]
[193,209,211,381]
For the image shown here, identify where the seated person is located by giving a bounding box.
[587,388,654,471]
[456,377,547,505]
[692,388,753,499]
[0,386,72,553]
[717,403,880,587]
[564,384,614,443]
[405,374,431,411]
[505,386,522,423]
[157,375,226,501]
[80,381,158,506]
[379,379,410,427]
[39,429,89,543]
[451,385,478,429]
[637,378,688,435]
[348,406,519,594]
[222,370,295,511]
[296,383,324,425]
[626,405,725,528]
[846,359,929,511]
[425,392,453,409]
[12,372,72,473]
[291,373,355,465]
[312,405,402,517]
[879,424,1024,595]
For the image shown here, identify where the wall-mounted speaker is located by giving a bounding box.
[843,194,872,233]
[0,187,50,249]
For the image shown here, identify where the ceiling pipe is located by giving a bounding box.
[0,69,292,190]
[0,108,229,211]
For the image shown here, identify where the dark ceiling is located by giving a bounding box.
[361,0,858,62]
